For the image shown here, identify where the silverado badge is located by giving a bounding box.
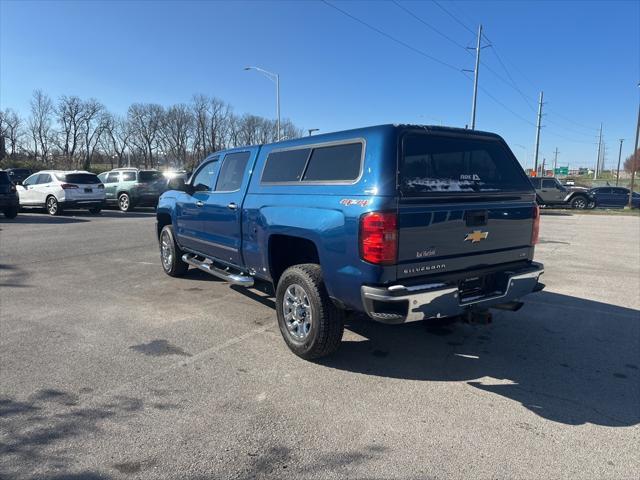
[464,230,489,243]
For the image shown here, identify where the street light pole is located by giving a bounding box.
[244,66,281,141]
[616,138,624,186]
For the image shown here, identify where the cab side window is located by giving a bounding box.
[106,172,120,183]
[215,152,250,192]
[192,160,218,192]
[121,172,136,182]
[541,179,556,188]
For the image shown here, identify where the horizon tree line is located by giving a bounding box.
[0,89,304,172]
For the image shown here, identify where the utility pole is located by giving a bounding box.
[542,157,546,176]
[533,91,544,174]
[594,123,602,180]
[616,139,624,186]
[629,104,639,208]
[553,147,559,175]
[469,24,482,130]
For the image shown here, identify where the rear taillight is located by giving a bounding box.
[61,183,79,189]
[360,211,398,265]
[531,205,540,245]
[10,184,16,192]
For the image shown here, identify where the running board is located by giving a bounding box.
[182,254,254,287]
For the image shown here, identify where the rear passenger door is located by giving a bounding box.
[104,172,121,202]
[198,149,255,266]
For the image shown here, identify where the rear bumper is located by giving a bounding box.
[361,262,544,324]
[60,199,106,209]
[0,195,19,208]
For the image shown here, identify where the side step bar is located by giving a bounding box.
[182,254,254,287]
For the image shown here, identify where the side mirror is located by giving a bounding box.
[168,177,191,193]
[15,180,23,186]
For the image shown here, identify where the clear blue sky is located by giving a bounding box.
[1,0,638,170]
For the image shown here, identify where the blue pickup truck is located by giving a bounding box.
[157,124,544,359]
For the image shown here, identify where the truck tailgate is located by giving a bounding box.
[397,201,534,279]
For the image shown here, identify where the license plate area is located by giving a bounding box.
[458,273,504,303]
[84,188,92,193]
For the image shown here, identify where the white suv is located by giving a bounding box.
[17,170,106,215]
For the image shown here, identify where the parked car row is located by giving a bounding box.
[530,176,639,209]
[0,167,191,217]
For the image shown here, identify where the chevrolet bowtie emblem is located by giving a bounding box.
[465,230,489,243]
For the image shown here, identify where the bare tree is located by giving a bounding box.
[80,99,106,170]
[3,109,25,157]
[128,103,164,168]
[29,89,54,163]
[56,95,84,167]
[163,104,193,167]
[101,113,131,168]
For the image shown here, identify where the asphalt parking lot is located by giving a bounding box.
[1,210,639,480]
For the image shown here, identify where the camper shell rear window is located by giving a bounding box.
[400,133,532,196]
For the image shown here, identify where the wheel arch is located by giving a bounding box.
[268,234,321,286]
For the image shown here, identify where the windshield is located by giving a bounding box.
[138,171,163,183]
[55,173,101,184]
[400,134,532,195]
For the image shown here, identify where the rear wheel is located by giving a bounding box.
[275,264,344,360]
[3,206,18,219]
[159,225,189,277]
[46,196,61,216]
[570,195,588,209]
[118,193,132,212]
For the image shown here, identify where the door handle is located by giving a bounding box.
[195,200,204,207]
[227,202,238,210]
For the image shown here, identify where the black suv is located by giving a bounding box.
[0,171,19,218]
[5,168,33,185]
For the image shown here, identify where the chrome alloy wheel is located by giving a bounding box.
[283,284,312,341]
[47,197,58,215]
[119,194,129,211]
[160,230,173,271]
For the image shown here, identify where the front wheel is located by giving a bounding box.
[275,264,344,360]
[159,225,189,277]
[46,196,61,216]
[570,196,588,209]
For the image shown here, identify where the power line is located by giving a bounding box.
[431,0,476,36]
[321,0,461,73]
[391,0,470,52]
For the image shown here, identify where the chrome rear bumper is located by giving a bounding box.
[361,262,544,324]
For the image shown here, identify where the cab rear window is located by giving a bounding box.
[56,173,101,184]
[400,134,531,195]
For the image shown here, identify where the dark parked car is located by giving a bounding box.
[589,187,639,209]
[5,168,33,184]
[0,171,19,218]
[529,176,593,209]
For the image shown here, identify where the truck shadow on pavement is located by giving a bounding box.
[322,291,640,428]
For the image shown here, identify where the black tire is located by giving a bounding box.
[570,195,588,209]
[159,225,189,277]
[4,206,18,219]
[46,196,61,216]
[89,207,102,214]
[275,264,344,360]
[118,193,133,212]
